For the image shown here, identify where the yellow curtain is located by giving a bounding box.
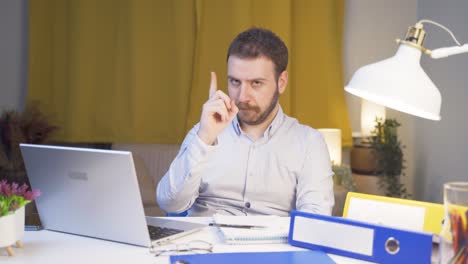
[28,0,352,146]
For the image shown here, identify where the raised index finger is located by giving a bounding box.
[209,71,217,98]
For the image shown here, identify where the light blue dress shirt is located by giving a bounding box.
[157,107,334,216]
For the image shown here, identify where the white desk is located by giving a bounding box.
[0,217,384,264]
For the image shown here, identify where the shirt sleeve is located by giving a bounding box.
[156,124,217,213]
[295,129,335,215]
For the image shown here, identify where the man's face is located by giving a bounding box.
[227,56,287,126]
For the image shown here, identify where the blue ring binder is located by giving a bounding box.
[288,210,433,264]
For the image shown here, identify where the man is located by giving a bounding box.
[157,28,334,216]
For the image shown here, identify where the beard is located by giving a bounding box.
[236,87,280,126]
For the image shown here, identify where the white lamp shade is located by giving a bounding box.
[345,44,442,120]
[361,99,386,137]
[318,128,342,165]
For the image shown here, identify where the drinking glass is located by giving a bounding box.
[439,182,468,263]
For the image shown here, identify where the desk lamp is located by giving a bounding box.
[317,128,342,165]
[345,20,468,262]
[345,19,468,120]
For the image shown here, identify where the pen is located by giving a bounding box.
[209,223,268,229]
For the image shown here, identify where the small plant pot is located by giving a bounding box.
[0,207,25,256]
[0,213,16,247]
[350,145,379,174]
[15,206,25,241]
[352,173,386,196]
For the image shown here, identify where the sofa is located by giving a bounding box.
[112,143,347,217]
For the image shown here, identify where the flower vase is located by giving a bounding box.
[15,206,25,245]
[0,207,25,256]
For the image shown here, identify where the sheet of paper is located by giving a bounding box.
[212,214,290,227]
[212,215,290,244]
[346,197,426,231]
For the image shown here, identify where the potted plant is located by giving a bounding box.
[0,103,58,226]
[0,180,40,256]
[333,164,357,192]
[332,163,357,216]
[0,103,59,185]
[370,118,410,198]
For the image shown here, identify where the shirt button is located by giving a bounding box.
[245,202,251,208]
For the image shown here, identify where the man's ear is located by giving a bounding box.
[278,71,288,94]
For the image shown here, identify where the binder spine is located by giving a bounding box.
[288,210,433,264]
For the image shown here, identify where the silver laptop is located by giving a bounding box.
[20,144,205,247]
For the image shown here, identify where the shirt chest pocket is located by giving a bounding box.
[249,152,301,200]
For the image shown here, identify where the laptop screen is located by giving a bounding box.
[20,144,152,247]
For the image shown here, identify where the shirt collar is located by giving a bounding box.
[232,115,242,136]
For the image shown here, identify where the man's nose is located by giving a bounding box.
[238,84,251,102]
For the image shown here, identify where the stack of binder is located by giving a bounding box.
[288,210,433,263]
[170,206,435,263]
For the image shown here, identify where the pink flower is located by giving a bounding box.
[0,179,7,194]
[16,183,29,196]
[11,182,19,194]
[0,181,40,201]
[24,189,41,201]
[0,180,13,197]
[0,181,40,216]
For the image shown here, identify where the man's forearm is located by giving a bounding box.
[295,130,335,215]
[296,180,335,216]
[156,131,216,213]
[156,160,200,213]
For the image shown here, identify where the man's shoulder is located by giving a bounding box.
[276,116,325,156]
[281,114,322,140]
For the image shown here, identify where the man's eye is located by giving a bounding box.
[230,79,240,86]
[252,81,262,87]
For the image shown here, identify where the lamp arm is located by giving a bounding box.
[431,44,468,59]
[415,19,467,59]
[417,19,462,46]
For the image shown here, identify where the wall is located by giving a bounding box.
[343,0,418,195]
[414,0,468,202]
[0,0,28,111]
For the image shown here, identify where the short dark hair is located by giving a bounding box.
[227,27,288,79]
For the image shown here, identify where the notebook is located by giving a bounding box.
[170,250,335,264]
[212,215,290,244]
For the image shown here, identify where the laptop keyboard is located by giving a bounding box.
[147,225,184,240]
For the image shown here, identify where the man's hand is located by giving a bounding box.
[197,72,239,145]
